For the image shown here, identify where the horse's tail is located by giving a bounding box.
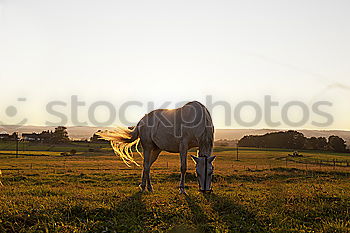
[97,126,142,167]
[0,169,3,186]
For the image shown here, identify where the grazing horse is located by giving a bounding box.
[99,101,215,193]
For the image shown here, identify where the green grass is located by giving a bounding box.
[1,143,350,232]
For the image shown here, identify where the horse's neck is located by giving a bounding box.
[198,144,213,157]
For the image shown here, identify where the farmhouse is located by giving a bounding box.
[0,133,18,141]
[0,134,11,141]
[22,133,43,142]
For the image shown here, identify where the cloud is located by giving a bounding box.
[326,83,350,91]
[309,82,350,103]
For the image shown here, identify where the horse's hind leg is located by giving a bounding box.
[146,148,161,192]
[150,148,161,166]
[140,148,151,192]
[140,147,160,192]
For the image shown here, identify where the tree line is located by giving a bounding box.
[238,130,348,153]
[0,127,108,144]
[1,126,71,144]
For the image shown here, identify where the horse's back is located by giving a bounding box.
[138,101,213,152]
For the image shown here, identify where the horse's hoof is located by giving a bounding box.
[147,186,153,192]
[139,184,146,192]
[179,188,187,195]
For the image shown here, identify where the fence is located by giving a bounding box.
[287,157,350,169]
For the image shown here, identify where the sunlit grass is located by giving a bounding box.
[1,144,350,232]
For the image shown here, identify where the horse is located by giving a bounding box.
[99,101,215,193]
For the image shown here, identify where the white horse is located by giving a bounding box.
[99,101,215,193]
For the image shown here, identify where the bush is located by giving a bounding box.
[70,149,77,155]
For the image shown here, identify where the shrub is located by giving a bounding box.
[70,149,77,155]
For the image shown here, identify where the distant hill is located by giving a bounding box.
[1,125,349,146]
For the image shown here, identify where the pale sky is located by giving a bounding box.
[0,0,350,130]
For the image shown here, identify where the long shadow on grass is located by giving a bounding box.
[88,192,151,233]
[203,193,267,233]
[181,194,216,233]
[1,192,150,233]
[214,168,350,184]
[159,168,350,185]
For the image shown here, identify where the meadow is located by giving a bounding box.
[0,141,350,232]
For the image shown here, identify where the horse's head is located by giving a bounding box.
[191,155,216,192]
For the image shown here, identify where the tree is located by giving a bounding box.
[284,130,305,149]
[238,131,306,149]
[40,130,53,143]
[11,132,19,141]
[51,126,70,144]
[237,131,348,152]
[328,135,346,152]
[70,149,77,155]
[90,130,108,143]
[304,137,327,150]
[316,137,328,150]
[304,137,318,150]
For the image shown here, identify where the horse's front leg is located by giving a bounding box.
[179,142,188,194]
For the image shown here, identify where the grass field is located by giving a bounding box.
[1,142,350,232]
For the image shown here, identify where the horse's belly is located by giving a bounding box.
[152,133,180,152]
[152,133,198,153]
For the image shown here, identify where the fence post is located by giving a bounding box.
[16,136,19,158]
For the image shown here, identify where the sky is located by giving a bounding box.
[0,0,349,130]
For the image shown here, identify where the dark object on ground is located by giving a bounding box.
[289,151,303,157]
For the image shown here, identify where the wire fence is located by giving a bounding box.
[1,156,350,176]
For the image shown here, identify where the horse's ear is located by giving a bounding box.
[190,154,199,163]
[208,155,216,163]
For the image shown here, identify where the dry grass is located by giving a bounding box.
[0,143,350,232]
